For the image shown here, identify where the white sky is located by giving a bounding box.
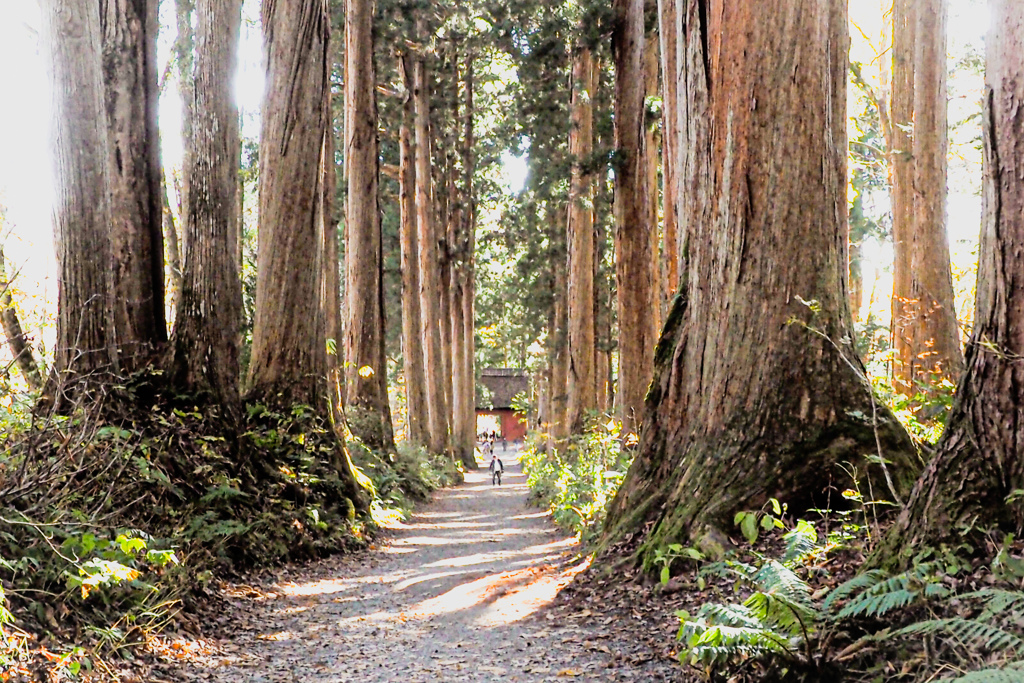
[0,0,990,340]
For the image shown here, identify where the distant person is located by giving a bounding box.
[501,437,507,452]
[489,453,504,485]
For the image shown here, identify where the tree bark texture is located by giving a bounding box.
[414,46,450,455]
[173,0,195,244]
[162,170,183,318]
[0,247,43,391]
[248,0,330,409]
[323,126,344,420]
[567,45,597,435]
[550,204,569,442]
[880,1,1024,558]
[659,0,680,299]
[171,0,242,407]
[602,0,920,567]
[904,0,963,387]
[644,37,663,334]
[344,0,396,453]
[42,0,120,386]
[461,57,477,460]
[101,0,166,365]
[613,0,656,436]
[399,54,429,447]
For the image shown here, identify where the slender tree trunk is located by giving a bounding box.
[0,247,43,391]
[603,0,920,567]
[324,126,344,420]
[890,0,916,390]
[461,57,477,459]
[550,205,569,441]
[613,0,656,436]
[344,0,396,453]
[399,54,428,447]
[567,45,597,434]
[644,37,662,334]
[905,0,963,385]
[171,0,241,407]
[659,0,680,298]
[173,0,195,241]
[101,0,166,366]
[42,0,120,387]
[161,169,183,319]
[414,41,450,456]
[880,1,1024,558]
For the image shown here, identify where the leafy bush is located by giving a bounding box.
[520,418,631,537]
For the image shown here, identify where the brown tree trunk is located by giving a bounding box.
[0,247,43,391]
[602,0,920,567]
[344,0,396,453]
[101,0,166,366]
[644,37,663,334]
[880,2,1024,558]
[890,0,917,390]
[659,0,680,299]
[461,57,477,459]
[613,0,656,436]
[324,126,344,420]
[567,45,597,434]
[414,40,450,456]
[905,0,963,387]
[248,0,330,409]
[173,0,195,239]
[162,170,183,319]
[399,54,429,448]
[42,0,120,387]
[170,0,241,407]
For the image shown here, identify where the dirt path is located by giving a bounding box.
[178,447,683,682]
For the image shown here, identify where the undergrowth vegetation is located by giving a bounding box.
[520,417,632,538]
[0,371,457,679]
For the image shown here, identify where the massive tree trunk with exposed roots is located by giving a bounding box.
[880,1,1024,559]
[602,0,920,568]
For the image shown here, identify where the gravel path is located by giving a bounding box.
[180,447,683,682]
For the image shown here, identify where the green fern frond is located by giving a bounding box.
[822,569,888,613]
[698,602,764,630]
[963,588,1024,620]
[836,587,919,619]
[946,663,1024,683]
[680,622,794,666]
[892,618,1024,652]
[782,520,818,566]
[744,591,817,638]
[699,559,758,583]
[831,564,944,619]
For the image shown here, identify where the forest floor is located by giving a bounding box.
[165,446,687,682]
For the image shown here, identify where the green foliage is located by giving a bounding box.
[676,520,1024,682]
[520,418,630,537]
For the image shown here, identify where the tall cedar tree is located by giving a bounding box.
[891,0,964,394]
[602,0,920,565]
[344,0,397,453]
[457,56,477,462]
[658,0,680,299]
[42,0,120,389]
[566,45,598,435]
[399,53,429,447]
[171,0,242,408]
[101,0,167,366]
[414,32,451,456]
[613,0,656,436]
[249,0,331,409]
[880,0,1024,559]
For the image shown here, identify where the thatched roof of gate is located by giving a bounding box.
[476,368,529,410]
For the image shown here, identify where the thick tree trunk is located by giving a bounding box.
[399,54,428,448]
[344,0,396,453]
[905,0,963,386]
[613,0,656,436]
[248,0,330,409]
[567,45,597,435]
[644,37,663,334]
[101,0,166,367]
[170,0,241,407]
[602,0,920,567]
[414,44,450,456]
[880,2,1024,558]
[42,0,120,387]
[0,248,43,391]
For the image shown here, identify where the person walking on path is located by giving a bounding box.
[488,453,504,485]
